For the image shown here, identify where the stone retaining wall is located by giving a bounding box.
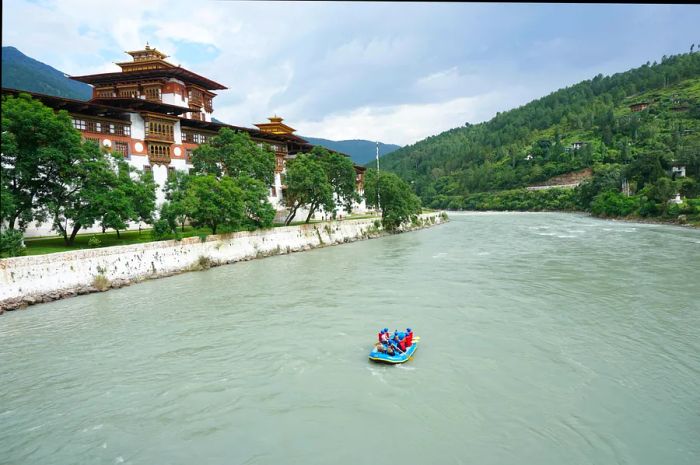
[0,213,446,314]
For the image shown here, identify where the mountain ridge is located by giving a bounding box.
[2,46,92,100]
[377,51,700,211]
[299,136,401,164]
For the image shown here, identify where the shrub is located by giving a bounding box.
[87,236,102,248]
[590,191,638,217]
[0,229,26,257]
[189,255,211,271]
[151,219,172,241]
[93,274,110,291]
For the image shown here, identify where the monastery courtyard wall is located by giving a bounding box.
[0,213,447,313]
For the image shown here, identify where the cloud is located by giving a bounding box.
[2,1,700,145]
[294,90,534,146]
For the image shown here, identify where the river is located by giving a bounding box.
[1,212,699,465]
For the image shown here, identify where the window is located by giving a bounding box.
[143,165,152,173]
[188,88,204,105]
[118,88,139,98]
[111,123,131,136]
[144,87,162,101]
[86,121,102,133]
[72,117,131,136]
[182,131,210,144]
[72,118,86,130]
[185,149,193,163]
[83,136,100,145]
[113,141,129,158]
[95,87,114,98]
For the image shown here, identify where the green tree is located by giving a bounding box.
[128,168,157,230]
[1,93,85,230]
[644,177,678,215]
[235,175,275,229]
[625,151,668,189]
[163,170,192,232]
[590,190,638,217]
[183,175,244,234]
[40,140,117,245]
[0,183,15,224]
[313,146,359,213]
[189,127,276,229]
[364,169,422,230]
[191,127,275,184]
[575,163,623,209]
[283,154,334,225]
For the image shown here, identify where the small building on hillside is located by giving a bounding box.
[629,102,650,112]
[669,193,683,204]
[571,141,586,150]
[671,165,686,178]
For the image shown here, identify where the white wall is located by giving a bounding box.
[129,113,145,140]
[1,214,446,307]
[161,78,188,108]
[151,164,169,207]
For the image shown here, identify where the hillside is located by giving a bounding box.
[1,46,92,100]
[299,137,401,164]
[377,52,700,217]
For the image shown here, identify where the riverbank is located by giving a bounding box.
[445,209,700,228]
[0,212,447,314]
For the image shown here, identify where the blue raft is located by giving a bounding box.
[369,337,419,364]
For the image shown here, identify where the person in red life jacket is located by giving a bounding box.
[398,333,407,352]
[380,328,390,344]
[374,328,390,353]
[404,328,413,347]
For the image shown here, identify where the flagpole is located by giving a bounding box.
[376,141,380,214]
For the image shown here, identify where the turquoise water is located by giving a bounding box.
[1,212,699,465]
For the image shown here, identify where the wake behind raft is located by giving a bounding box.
[369,328,420,364]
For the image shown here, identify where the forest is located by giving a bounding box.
[377,51,700,222]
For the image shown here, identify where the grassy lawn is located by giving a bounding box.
[23,226,214,256]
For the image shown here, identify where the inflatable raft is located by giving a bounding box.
[369,336,419,364]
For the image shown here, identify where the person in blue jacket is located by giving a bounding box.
[390,330,405,354]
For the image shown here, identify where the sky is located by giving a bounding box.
[2,2,700,146]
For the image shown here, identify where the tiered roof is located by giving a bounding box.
[70,44,227,90]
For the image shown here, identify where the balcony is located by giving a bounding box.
[148,152,171,165]
[144,119,174,143]
[148,143,172,165]
[188,94,204,107]
[144,129,174,143]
